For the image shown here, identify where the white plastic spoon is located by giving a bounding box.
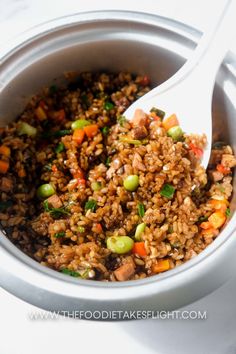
[124,0,236,168]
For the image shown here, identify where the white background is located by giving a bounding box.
[1,1,236,353]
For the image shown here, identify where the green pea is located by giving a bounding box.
[167,126,183,142]
[71,119,90,130]
[135,223,146,241]
[106,236,134,254]
[124,175,139,192]
[37,184,55,199]
[91,181,102,191]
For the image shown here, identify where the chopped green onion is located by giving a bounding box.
[37,184,55,199]
[226,208,231,217]
[117,115,127,126]
[78,226,85,233]
[43,200,70,219]
[167,126,184,142]
[43,163,52,171]
[0,200,13,212]
[85,199,97,212]
[104,101,114,111]
[198,215,208,222]
[138,203,145,217]
[160,184,175,199]
[71,119,90,130]
[212,141,226,150]
[106,236,134,254]
[135,223,146,241]
[54,231,65,238]
[91,181,102,191]
[61,268,80,277]
[18,122,37,137]
[101,126,110,135]
[150,107,165,119]
[124,175,139,192]
[119,137,148,145]
[81,94,90,108]
[55,142,65,153]
[42,130,71,138]
[105,157,111,167]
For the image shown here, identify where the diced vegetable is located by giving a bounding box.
[0,145,10,157]
[208,211,226,229]
[212,141,226,150]
[77,178,86,186]
[152,259,170,273]
[104,101,114,111]
[132,242,147,256]
[150,107,165,119]
[35,106,47,120]
[134,223,146,241]
[61,269,80,277]
[201,227,217,236]
[167,126,184,142]
[200,221,212,230]
[52,130,71,138]
[43,200,70,218]
[138,203,145,217]
[91,181,102,191]
[119,137,148,145]
[101,126,110,135]
[189,143,203,159]
[18,122,37,137]
[51,164,58,173]
[78,226,85,233]
[124,175,139,192]
[106,236,134,254]
[37,184,55,199]
[84,124,99,138]
[208,199,228,213]
[216,164,231,175]
[226,208,231,217]
[160,184,175,199]
[162,114,179,131]
[0,160,9,174]
[72,129,85,144]
[72,167,84,179]
[95,223,103,233]
[55,142,65,153]
[71,119,90,130]
[85,199,97,212]
[105,157,111,167]
[117,115,127,126]
[54,231,65,238]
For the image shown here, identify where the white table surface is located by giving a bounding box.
[1,1,236,353]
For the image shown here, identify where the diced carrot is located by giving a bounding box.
[0,160,9,174]
[53,109,65,122]
[72,167,84,179]
[72,129,85,144]
[201,227,217,236]
[132,242,147,257]
[77,178,86,186]
[208,199,228,213]
[0,145,10,157]
[208,211,226,229]
[189,143,203,159]
[51,164,58,173]
[35,106,47,120]
[216,164,231,175]
[18,167,26,178]
[84,124,99,138]
[162,114,179,131]
[95,223,103,233]
[200,221,212,230]
[152,259,170,274]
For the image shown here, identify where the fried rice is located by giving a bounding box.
[0,71,235,281]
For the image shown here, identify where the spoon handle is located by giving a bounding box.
[146,0,236,98]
